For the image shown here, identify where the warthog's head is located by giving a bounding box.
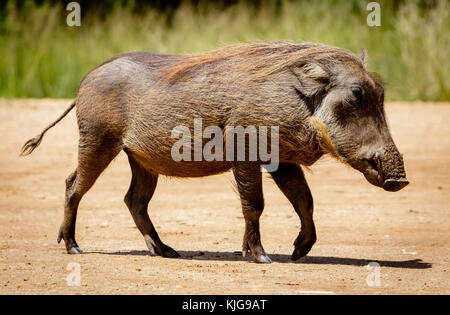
[292,48,408,191]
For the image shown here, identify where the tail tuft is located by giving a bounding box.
[19,101,75,157]
[20,134,44,156]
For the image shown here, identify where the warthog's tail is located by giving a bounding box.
[20,101,76,156]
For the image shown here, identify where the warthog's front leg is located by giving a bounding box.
[124,154,180,258]
[233,162,271,263]
[270,163,316,260]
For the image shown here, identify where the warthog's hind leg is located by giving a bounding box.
[57,170,82,254]
[124,154,180,258]
[58,141,120,254]
[233,162,272,263]
[270,163,316,260]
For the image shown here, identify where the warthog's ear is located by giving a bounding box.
[291,62,330,98]
[358,48,367,67]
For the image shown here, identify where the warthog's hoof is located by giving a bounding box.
[57,229,82,255]
[255,255,272,264]
[154,244,180,258]
[242,240,271,263]
[163,247,181,258]
[67,247,83,255]
[291,249,306,261]
[291,233,316,261]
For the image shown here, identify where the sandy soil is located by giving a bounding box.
[0,99,449,295]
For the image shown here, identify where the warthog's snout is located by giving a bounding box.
[358,143,409,192]
[382,178,409,192]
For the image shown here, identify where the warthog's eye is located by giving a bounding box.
[351,86,363,101]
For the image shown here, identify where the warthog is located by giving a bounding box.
[21,41,408,263]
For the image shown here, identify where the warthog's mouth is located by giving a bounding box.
[356,158,409,192]
[382,178,410,192]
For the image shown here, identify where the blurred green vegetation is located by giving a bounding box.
[0,0,448,101]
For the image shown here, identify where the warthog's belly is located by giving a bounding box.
[131,151,234,177]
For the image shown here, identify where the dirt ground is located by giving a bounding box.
[0,99,449,295]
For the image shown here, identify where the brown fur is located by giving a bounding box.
[21,41,407,263]
[162,41,364,84]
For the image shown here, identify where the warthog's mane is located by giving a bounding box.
[162,41,367,83]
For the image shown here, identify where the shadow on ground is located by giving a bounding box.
[85,250,432,269]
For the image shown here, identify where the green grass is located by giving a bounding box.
[0,0,449,101]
